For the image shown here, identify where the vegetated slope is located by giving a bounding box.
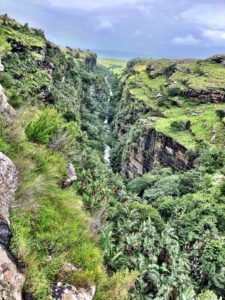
[0,15,137,299]
[111,57,225,177]
[104,57,225,299]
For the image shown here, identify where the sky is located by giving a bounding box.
[1,0,225,59]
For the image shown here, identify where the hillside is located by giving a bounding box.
[0,14,224,300]
[107,57,225,299]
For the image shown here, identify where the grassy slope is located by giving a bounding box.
[0,15,136,299]
[120,59,225,149]
[97,57,127,75]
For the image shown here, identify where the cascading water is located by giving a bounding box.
[104,77,113,166]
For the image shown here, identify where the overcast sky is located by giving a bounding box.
[1,0,225,59]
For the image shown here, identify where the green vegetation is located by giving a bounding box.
[104,53,225,299]
[98,57,127,75]
[25,109,60,143]
[0,15,136,299]
[0,14,225,300]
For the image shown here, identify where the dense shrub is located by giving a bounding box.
[0,72,13,88]
[168,86,183,96]
[196,147,225,173]
[171,120,191,131]
[8,91,23,108]
[25,109,60,143]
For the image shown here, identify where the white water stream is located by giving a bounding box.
[104,77,113,166]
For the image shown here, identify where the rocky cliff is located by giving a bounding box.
[121,127,194,178]
[0,150,23,300]
[111,57,225,178]
[0,83,24,300]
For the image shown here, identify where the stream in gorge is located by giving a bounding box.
[104,77,113,166]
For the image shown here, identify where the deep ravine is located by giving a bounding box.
[103,76,113,166]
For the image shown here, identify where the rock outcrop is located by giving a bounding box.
[52,282,96,300]
[184,88,225,103]
[61,163,77,188]
[0,60,4,72]
[0,152,24,300]
[0,84,16,123]
[7,38,28,53]
[0,85,24,299]
[84,53,97,71]
[206,54,225,64]
[121,128,194,178]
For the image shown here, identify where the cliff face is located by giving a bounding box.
[0,83,24,299]
[0,150,24,300]
[121,128,193,178]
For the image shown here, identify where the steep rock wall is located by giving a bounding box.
[0,151,24,300]
[0,85,24,300]
[121,128,194,178]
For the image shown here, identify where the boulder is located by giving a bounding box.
[52,283,96,300]
[0,246,25,300]
[7,38,28,53]
[0,61,4,72]
[0,84,16,123]
[61,163,77,188]
[0,152,18,224]
[206,54,225,64]
[146,64,154,72]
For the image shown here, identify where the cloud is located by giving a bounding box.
[202,29,225,42]
[96,19,115,33]
[133,30,143,37]
[132,30,152,38]
[28,0,140,11]
[171,34,200,45]
[181,4,225,30]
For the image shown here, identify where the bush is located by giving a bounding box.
[196,147,225,173]
[0,72,13,89]
[25,109,60,144]
[171,120,191,131]
[8,91,23,108]
[216,109,225,120]
[197,290,221,300]
[168,86,183,97]
[95,270,137,300]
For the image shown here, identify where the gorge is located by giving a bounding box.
[0,14,224,300]
[103,76,112,166]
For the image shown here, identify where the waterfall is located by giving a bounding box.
[104,77,113,166]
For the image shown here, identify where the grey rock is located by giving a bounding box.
[52,283,96,300]
[0,84,16,123]
[0,61,4,72]
[0,152,18,225]
[0,152,24,300]
[61,163,77,188]
[0,246,25,300]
